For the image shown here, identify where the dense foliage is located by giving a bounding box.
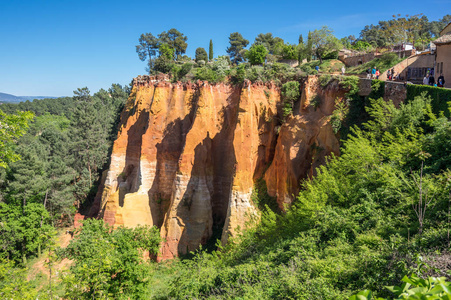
[406,84,451,118]
[0,84,128,264]
[0,109,34,168]
[359,14,451,50]
[58,219,161,299]
[141,92,451,299]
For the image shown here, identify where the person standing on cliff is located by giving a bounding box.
[341,66,345,76]
[376,69,380,79]
[371,67,376,79]
[366,68,371,79]
[438,74,445,87]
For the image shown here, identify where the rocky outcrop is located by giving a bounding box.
[265,76,342,209]
[98,75,345,260]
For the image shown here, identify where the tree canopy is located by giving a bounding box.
[0,109,33,168]
[253,33,284,55]
[226,32,249,64]
[309,26,342,63]
[136,28,188,73]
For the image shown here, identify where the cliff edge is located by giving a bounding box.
[97,75,343,259]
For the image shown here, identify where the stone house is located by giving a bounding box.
[433,22,451,88]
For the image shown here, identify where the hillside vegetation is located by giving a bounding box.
[140,92,451,299]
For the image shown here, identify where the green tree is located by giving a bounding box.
[59,219,161,299]
[305,31,314,61]
[280,43,297,59]
[246,45,268,65]
[0,202,54,263]
[253,33,284,55]
[135,33,159,72]
[429,14,451,37]
[158,43,175,60]
[0,258,37,299]
[298,34,304,45]
[209,39,213,61]
[195,47,208,63]
[281,81,300,117]
[309,26,342,64]
[352,40,373,51]
[381,14,426,48]
[226,32,249,64]
[0,109,33,168]
[359,24,388,48]
[70,88,110,209]
[158,28,188,59]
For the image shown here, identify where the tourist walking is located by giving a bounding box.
[429,75,435,86]
[366,68,371,79]
[371,67,376,79]
[438,74,445,87]
[423,74,429,85]
[376,69,380,79]
[341,66,345,76]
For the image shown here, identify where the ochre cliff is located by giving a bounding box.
[98,75,344,260]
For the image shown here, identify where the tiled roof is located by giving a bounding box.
[433,33,451,45]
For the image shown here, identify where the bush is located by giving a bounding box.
[172,62,193,81]
[153,56,174,74]
[281,81,301,117]
[194,66,225,83]
[229,63,247,84]
[59,219,161,299]
[195,47,208,63]
[319,74,333,87]
[246,45,268,65]
[211,56,231,78]
[380,53,398,65]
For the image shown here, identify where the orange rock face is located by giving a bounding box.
[98,75,344,259]
[265,76,342,209]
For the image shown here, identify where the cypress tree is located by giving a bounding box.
[209,39,213,61]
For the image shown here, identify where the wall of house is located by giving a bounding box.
[378,54,435,83]
[435,44,451,88]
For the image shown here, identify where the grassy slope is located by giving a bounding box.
[301,59,345,73]
[347,56,407,74]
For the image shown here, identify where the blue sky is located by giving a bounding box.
[0,0,448,96]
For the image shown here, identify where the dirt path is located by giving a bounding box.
[27,228,74,281]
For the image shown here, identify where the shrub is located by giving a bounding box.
[211,56,231,78]
[380,52,398,65]
[281,81,301,117]
[229,63,247,84]
[153,56,174,74]
[171,62,193,81]
[339,75,359,99]
[319,74,333,87]
[194,66,225,83]
[195,47,208,63]
[246,45,268,65]
[330,101,349,133]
